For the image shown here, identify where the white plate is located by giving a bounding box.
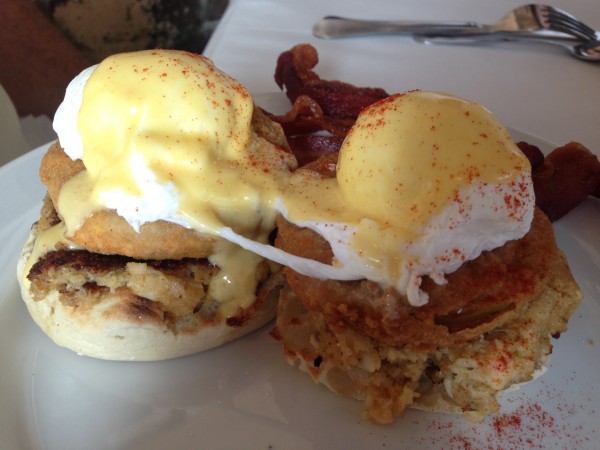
[1,94,599,450]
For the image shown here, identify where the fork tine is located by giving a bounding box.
[550,7,597,34]
[542,5,598,41]
[546,21,595,41]
[548,10,597,38]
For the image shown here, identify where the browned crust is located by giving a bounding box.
[39,107,292,260]
[27,247,215,331]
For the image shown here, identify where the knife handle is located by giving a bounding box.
[313,16,480,39]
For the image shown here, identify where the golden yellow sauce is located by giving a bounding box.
[337,92,528,225]
[208,240,266,319]
[22,222,79,287]
[56,50,297,317]
[57,170,98,234]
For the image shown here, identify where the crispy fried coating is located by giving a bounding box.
[40,141,219,259]
[39,108,292,259]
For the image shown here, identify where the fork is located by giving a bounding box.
[529,4,598,41]
[313,4,598,42]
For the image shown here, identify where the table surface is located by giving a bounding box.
[203,0,599,153]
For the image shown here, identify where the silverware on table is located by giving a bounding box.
[313,4,600,61]
[414,32,600,62]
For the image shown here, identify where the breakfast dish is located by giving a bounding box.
[16,50,297,361]
[270,91,582,423]
[1,93,599,447]
[14,45,594,429]
[263,44,597,423]
[5,35,599,448]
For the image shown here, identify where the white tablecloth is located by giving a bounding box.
[203,0,600,152]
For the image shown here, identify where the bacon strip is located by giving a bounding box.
[286,135,344,168]
[275,44,389,119]
[265,95,353,137]
[524,142,600,221]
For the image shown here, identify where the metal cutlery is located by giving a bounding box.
[313,4,597,40]
[313,4,600,61]
[538,4,598,41]
[414,32,600,62]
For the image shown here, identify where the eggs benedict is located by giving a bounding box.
[17,49,297,361]
[270,92,582,423]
